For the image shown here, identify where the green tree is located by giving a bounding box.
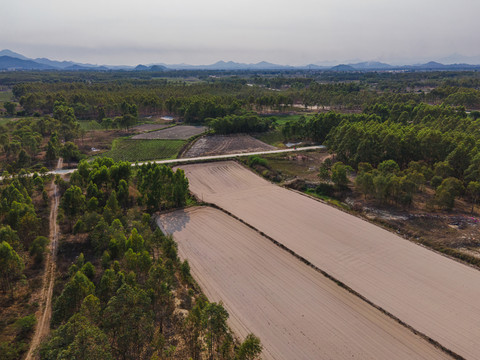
[0,241,24,296]
[147,263,174,333]
[202,302,229,359]
[467,181,480,213]
[378,160,400,174]
[4,102,16,116]
[61,185,86,229]
[0,225,21,251]
[355,171,375,198]
[29,236,49,265]
[61,142,82,166]
[331,162,353,188]
[435,177,464,210]
[52,271,95,325]
[103,283,154,360]
[236,334,262,360]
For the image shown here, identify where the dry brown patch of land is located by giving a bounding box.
[131,123,170,132]
[157,207,449,360]
[75,129,124,156]
[179,161,480,360]
[183,134,275,158]
[132,125,207,140]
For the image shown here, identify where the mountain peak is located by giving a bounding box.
[0,49,29,60]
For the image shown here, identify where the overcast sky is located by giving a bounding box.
[2,0,480,65]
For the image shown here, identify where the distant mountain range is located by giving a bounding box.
[1,49,480,72]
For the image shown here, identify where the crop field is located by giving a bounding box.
[157,207,448,360]
[99,138,185,161]
[183,134,275,158]
[179,161,480,359]
[131,125,207,140]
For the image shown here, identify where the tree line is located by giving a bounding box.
[39,158,262,360]
[0,170,51,358]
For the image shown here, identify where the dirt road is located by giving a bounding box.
[179,161,480,359]
[157,207,450,360]
[25,158,62,360]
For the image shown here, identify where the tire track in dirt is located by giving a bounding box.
[25,158,62,360]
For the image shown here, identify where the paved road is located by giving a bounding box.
[48,145,325,175]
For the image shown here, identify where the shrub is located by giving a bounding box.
[15,315,36,339]
[248,156,268,168]
[315,183,335,196]
[29,236,49,264]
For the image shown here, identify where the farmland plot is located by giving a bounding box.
[183,134,275,157]
[179,161,480,359]
[131,125,207,140]
[131,123,170,132]
[157,207,449,360]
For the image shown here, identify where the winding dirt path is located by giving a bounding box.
[25,158,62,360]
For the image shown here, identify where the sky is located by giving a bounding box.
[2,0,480,66]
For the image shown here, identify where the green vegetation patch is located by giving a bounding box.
[99,138,186,162]
[305,189,350,210]
[254,129,285,147]
[270,114,314,125]
[0,90,13,102]
[0,117,16,126]
[78,120,103,131]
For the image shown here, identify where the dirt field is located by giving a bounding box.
[179,161,480,359]
[131,123,170,132]
[131,125,207,140]
[157,207,449,360]
[183,135,275,158]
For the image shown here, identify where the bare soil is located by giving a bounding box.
[183,135,275,158]
[179,161,480,359]
[157,207,448,360]
[131,125,207,140]
[131,123,170,132]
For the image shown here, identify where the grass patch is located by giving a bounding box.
[255,129,285,147]
[98,138,186,162]
[0,91,12,102]
[268,114,314,125]
[305,189,350,210]
[78,120,103,131]
[0,118,15,126]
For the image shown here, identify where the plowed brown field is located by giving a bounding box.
[183,134,275,158]
[157,207,449,360]
[132,125,206,140]
[179,161,480,359]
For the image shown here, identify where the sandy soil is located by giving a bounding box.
[131,125,207,140]
[179,161,480,360]
[183,135,275,158]
[25,158,62,360]
[157,207,449,360]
